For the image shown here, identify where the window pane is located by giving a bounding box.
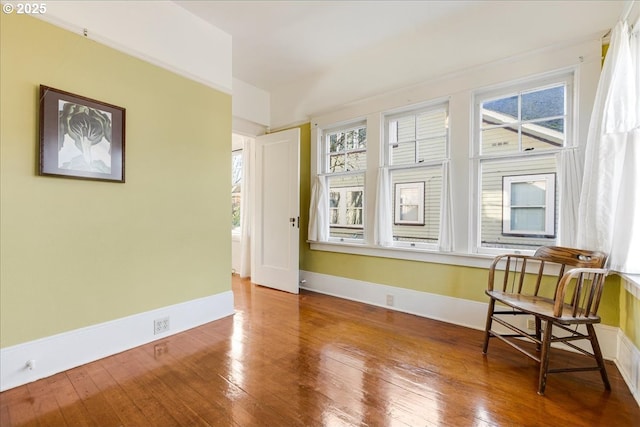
[396,115,416,143]
[416,110,447,140]
[511,181,546,206]
[480,157,556,249]
[328,174,364,240]
[346,128,366,149]
[329,154,345,173]
[511,207,545,232]
[522,119,564,151]
[328,132,344,153]
[329,191,340,208]
[418,136,446,162]
[481,126,519,155]
[391,168,441,244]
[345,150,366,171]
[391,141,416,165]
[522,86,564,121]
[481,95,518,128]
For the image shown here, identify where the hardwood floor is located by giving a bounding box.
[1,275,638,426]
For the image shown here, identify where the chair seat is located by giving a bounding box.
[486,290,601,325]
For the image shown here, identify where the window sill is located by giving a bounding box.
[309,240,496,269]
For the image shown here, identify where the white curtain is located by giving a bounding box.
[239,138,253,278]
[438,161,453,251]
[374,167,393,246]
[308,175,329,241]
[577,19,640,273]
[557,148,583,247]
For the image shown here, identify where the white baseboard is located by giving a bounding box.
[0,291,234,392]
[616,330,640,407]
[300,270,488,331]
[299,270,630,388]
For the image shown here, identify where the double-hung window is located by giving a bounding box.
[473,73,572,252]
[384,104,449,249]
[322,122,367,242]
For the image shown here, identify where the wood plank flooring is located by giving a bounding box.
[1,275,638,426]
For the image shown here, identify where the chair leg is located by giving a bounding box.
[482,299,496,354]
[586,324,611,391]
[535,317,542,352]
[538,320,553,395]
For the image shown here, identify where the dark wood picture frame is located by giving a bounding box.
[39,85,125,182]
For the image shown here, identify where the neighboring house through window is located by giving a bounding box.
[385,104,448,248]
[473,73,571,252]
[502,173,556,237]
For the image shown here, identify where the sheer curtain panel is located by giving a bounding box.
[577,19,640,273]
[374,167,393,246]
[308,175,329,242]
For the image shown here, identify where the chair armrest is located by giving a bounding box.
[553,268,609,317]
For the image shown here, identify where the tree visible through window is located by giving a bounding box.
[324,123,367,241]
[231,150,242,233]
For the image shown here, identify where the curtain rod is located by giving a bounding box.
[602,1,638,40]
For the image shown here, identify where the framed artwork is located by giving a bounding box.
[394,182,425,225]
[39,85,125,182]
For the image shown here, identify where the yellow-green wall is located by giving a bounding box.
[621,283,640,348]
[0,14,231,348]
[297,123,625,331]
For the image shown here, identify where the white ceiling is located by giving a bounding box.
[175,0,625,126]
[176,0,479,91]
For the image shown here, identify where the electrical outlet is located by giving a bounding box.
[154,316,170,335]
[527,319,536,330]
[386,294,394,306]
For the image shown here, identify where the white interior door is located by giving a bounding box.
[252,128,300,293]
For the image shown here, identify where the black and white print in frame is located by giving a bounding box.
[39,85,125,182]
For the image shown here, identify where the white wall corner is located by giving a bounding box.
[35,1,232,94]
[0,291,234,392]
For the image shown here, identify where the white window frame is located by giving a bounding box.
[472,72,573,255]
[394,182,425,225]
[384,102,449,250]
[307,41,597,268]
[502,173,556,237]
[322,121,368,244]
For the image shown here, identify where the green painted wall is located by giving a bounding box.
[0,14,231,348]
[297,124,622,328]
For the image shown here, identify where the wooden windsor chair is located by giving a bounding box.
[481,246,610,395]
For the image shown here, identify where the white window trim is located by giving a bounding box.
[502,173,556,237]
[320,120,369,244]
[394,182,425,225]
[471,71,574,256]
[308,38,599,267]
